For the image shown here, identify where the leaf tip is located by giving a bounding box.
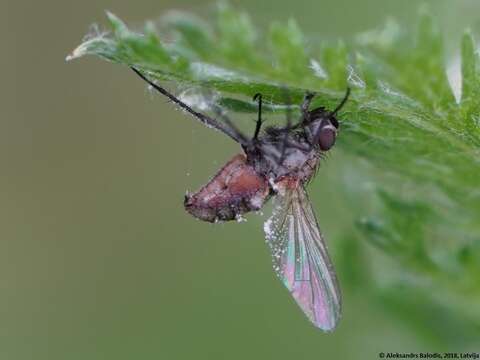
[104,10,117,22]
[65,44,86,62]
[65,53,74,62]
[105,10,128,34]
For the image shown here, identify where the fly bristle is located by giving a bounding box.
[264,126,283,136]
[309,106,327,119]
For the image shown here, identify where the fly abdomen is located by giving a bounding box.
[184,154,270,222]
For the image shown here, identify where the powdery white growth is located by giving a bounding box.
[377,80,399,97]
[249,193,265,210]
[190,62,247,82]
[179,88,218,112]
[235,214,247,223]
[263,217,274,240]
[347,65,366,89]
[66,25,107,62]
[268,177,284,196]
[309,59,328,79]
[66,41,92,61]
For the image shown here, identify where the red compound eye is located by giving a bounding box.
[318,127,336,151]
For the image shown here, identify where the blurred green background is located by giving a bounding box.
[3,0,480,359]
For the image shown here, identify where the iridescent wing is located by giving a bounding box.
[264,185,341,331]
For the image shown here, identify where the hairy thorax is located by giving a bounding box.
[254,138,320,184]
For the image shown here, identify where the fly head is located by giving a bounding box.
[305,88,350,151]
[307,115,338,151]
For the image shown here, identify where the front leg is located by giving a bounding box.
[131,67,249,146]
[301,91,316,120]
[252,93,263,141]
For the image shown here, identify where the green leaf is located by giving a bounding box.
[67,5,480,338]
[461,31,480,140]
[216,2,260,68]
[357,189,438,272]
[269,19,310,81]
[163,11,215,61]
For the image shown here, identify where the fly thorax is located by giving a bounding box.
[281,148,312,171]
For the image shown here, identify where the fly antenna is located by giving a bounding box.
[331,87,351,116]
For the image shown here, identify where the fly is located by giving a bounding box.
[131,67,350,331]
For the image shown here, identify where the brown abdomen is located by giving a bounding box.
[184,154,270,222]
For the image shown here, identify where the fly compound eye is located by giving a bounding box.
[318,125,337,151]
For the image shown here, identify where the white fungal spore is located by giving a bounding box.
[347,65,366,89]
[309,59,328,79]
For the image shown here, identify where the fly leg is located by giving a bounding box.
[276,90,316,134]
[210,104,249,145]
[131,67,249,146]
[301,91,316,121]
[252,93,263,141]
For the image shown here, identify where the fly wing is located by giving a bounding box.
[264,185,341,331]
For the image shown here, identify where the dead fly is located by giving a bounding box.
[132,68,350,331]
